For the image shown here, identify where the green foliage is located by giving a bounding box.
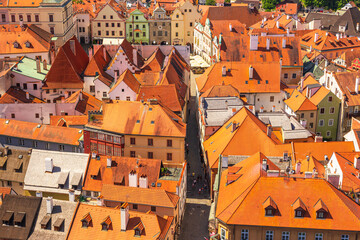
[300,0,353,10]
[206,0,216,6]
[262,0,280,11]
[72,0,83,3]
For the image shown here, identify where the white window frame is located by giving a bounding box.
[328,119,334,126]
[282,231,290,240]
[220,227,226,240]
[315,233,323,240]
[319,119,324,127]
[326,131,331,137]
[329,107,335,114]
[341,235,349,240]
[241,229,249,240]
[266,230,274,240]
[355,106,359,113]
[298,232,306,240]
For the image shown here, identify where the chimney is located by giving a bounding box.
[79,91,83,101]
[120,203,130,231]
[315,135,323,142]
[336,33,340,40]
[70,40,76,56]
[276,21,280,28]
[295,161,301,174]
[314,33,319,42]
[267,125,272,137]
[356,77,359,94]
[45,157,53,173]
[88,47,93,59]
[46,197,53,214]
[232,121,237,133]
[250,34,259,51]
[267,170,280,177]
[300,77,304,91]
[357,23,360,32]
[286,27,290,36]
[229,23,232,32]
[282,38,286,48]
[106,156,112,168]
[92,4,96,13]
[260,106,264,113]
[139,174,148,188]
[249,65,253,79]
[266,38,270,50]
[114,71,118,82]
[91,152,97,159]
[304,171,312,178]
[272,105,275,112]
[26,92,29,99]
[310,45,312,52]
[129,170,138,187]
[133,48,138,66]
[262,158,268,171]
[286,15,290,20]
[36,191,43,198]
[36,59,41,73]
[306,87,310,98]
[327,174,340,188]
[43,60,47,71]
[69,189,75,202]
[312,168,318,178]
[222,65,226,77]
[103,47,107,62]
[354,155,360,170]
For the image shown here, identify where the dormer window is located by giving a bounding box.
[317,211,325,219]
[135,228,141,236]
[314,199,328,219]
[263,196,277,217]
[13,42,19,48]
[265,209,274,216]
[25,41,31,48]
[81,212,92,228]
[82,220,88,228]
[295,210,304,217]
[101,216,111,231]
[133,221,144,236]
[292,198,307,218]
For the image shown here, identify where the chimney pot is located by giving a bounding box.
[266,38,270,50]
[46,197,53,214]
[250,34,259,51]
[120,203,130,231]
[222,65,226,77]
[69,189,75,202]
[36,59,41,73]
[139,174,148,188]
[356,77,359,94]
[229,23,232,32]
[249,65,253,79]
[129,170,138,187]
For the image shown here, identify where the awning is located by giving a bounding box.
[40,215,51,226]
[70,172,82,186]
[14,212,25,223]
[53,218,64,228]
[2,211,13,221]
[0,157,8,168]
[57,172,69,186]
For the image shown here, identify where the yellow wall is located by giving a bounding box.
[25,190,79,201]
[296,110,317,133]
[171,8,184,45]
[92,4,126,39]
[124,135,185,163]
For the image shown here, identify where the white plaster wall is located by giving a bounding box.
[0,74,12,97]
[42,88,81,102]
[319,71,343,99]
[108,81,137,101]
[10,71,43,98]
[0,52,49,63]
[94,78,110,100]
[105,47,138,78]
[83,76,96,96]
[327,153,344,188]
[254,92,286,112]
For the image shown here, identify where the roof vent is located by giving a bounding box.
[150,121,154,124]
[5,120,9,124]
[136,120,140,123]
[151,182,155,187]
[37,124,41,128]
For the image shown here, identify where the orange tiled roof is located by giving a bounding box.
[216,153,360,230]
[83,156,162,192]
[0,118,83,145]
[196,62,281,94]
[86,101,186,137]
[200,84,240,98]
[64,90,102,115]
[67,203,173,240]
[308,87,330,106]
[295,156,325,178]
[276,2,298,15]
[141,47,165,72]
[250,14,293,29]
[284,89,317,112]
[333,152,360,192]
[43,36,89,89]
[7,0,42,7]
[101,184,179,208]
[209,20,247,37]
[333,71,360,106]
[109,69,141,94]
[137,84,185,113]
[73,0,108,18]
[50,115,88,127]
[84,45,112,80]
[0,87,44,104]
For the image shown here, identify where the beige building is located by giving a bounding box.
[3,0,75,46]
[170,0,201,48]
[92,0,127,43]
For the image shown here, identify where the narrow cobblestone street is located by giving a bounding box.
[178,73,211,240]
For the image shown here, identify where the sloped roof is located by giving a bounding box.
[64,90,102,115]
[50,115,88,127]
[84,45,112,78]
[109,69,141,94]
[333,152,360,192]
[141,47,165,72]
[43,36,89,89]
[284,89,317,111]
[330,7,360,37]
[0,147,31,183]
[0,87,44,104]
[333,71,360,106]
[200,84,240,98]
[10,56,50,81]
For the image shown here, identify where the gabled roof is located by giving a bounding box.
[141,47,165,72]
[200,84,240,98]
[43,37,89,89]
[0,87,44,104]
[305,13,340,29]
[333,71,360,106]
[308,87,330,106]
[64,90,102,115]
[73,0,108,18]
[284,89,317,111]
[250,14,293,29]
[0,119,83,145]
[106,39,144,70]
[67,203,173,240]
[86,101,186,137]
[333,152,360,192]
[109,69,141,94]
[0,147,31,184]
[216,153,360,231]
[84,45,112,78]
[50,115,88,127]
[330,7,360,37]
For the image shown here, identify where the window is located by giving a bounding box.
[220,228,226,240]
[7,181,12,187]
[284,73,288,79]
[318,119,324,127]
[320,108,325,114]
[309,122,314,128]
[19,15,23,21]
[130,151,136,157]
[35,15,39,22]
[167,153,172,161]
[270,96,274,102]
[33,141,38,148]
[49,15,53,22]
[130,138,136,145]
[136,32,139,38]
[143,32,145,37]
[328,119,334,126]
[153,31,156,36]
[282,232,290,240]
[35,113,39,118]
[158,31,162,36]
[98,30,101,36]
[315,233,323,240]
[45,142,50,150]
[355,106,359,113]
[167,139,172,147]
[103,15,106,19]
[187,31,190,36]
[176,32,178,37]
[329,107,335,114]
[11,15,15,22]
[59,145,65,151]
[112,31,115,36]
[106,23,109,27]
[97,22,101,27]
[292,73,297,79]
[148,138,153,146]
[11,113,15,118]
[119,30,123,36]
[176,23,178,27]
[151,206,156,212]
[265,230,273,240]
[265,209,274,216]
[341,235,349,240]
[90,86,95,92]
[296,210,303,217]
[106,31,109,36]
[328,96,333,102]
[27,15,31,22]
[117,23,120,27]
[23,83,27,90]
[33,84,37,90]
[310,112,314,118]
[19,139,25,146]
[142,24,145,28]
[133,204,138,209]
[317,211,325,219]
[301,113,305,118]
[241,229,249,240]
[103,92,107,97]
[148,152,153,159]
[110,15,113,19]
[50,27,54,34]
[326,131,331,137]
[298,232,306,240]
[190,22,193,27]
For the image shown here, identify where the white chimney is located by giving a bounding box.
[336,33,340,40]
[357,23,360,32]
[36,191,42,197]
[249,65,253,79]
[103,47,107,62]
[139,174,148,188]
[107,156,112,168]
[314,33,319,42]
[300,77,304,91]
[97,197,104,206]
[266,170,280,177]
[88,47,93,59]
[129,170,138,187]
[36,59,41,73]
[91,152,97,159]
[92,4,96,13]
[70,40,76,55]
[46,197,53,214]
[272,105,275,112]
[282,38,286,48]
[262,158,267,171]
[286,27,290,36]
[295,161,301,174]
[312,168,318,178]
[266,38,270,50]
[69,190,75,202]
[133,48,138,66]
[229,23,232,32]
[356,77,359,94]
[79,91,83,101]
[304,171,312,178]
[260,106,264,113]
[310,45,313,52]
[43,60,47,71]
[222,66,226,76]
[354,156,360,169]
[26,92,30,99]
[286,15,290,20]
[250,34,259,51]
[276,21,280,28]
[45,157,53,173]
[120,203,130,231]
[315,135,323,142]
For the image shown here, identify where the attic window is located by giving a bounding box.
[25,41,31,48]
[314,199,328,219]
[151,121,155,124]
[266,80,269,84]
[245,81,248,84]
[13,42,19,48]
[149,108,152,111]
[292,198,307,218]
[257,80,260,84]
[81,213,92,228]
[101,216,112,231]
[136,120,140,123]
[263,196,277,217]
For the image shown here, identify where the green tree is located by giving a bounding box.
[300,0,313,7]
[262,0,279,11]
[206,0,216,5]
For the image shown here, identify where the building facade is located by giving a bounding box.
[148,6,171,45]
[126,9,149,44]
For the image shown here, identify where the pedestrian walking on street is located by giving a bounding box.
[198,188,202,195]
